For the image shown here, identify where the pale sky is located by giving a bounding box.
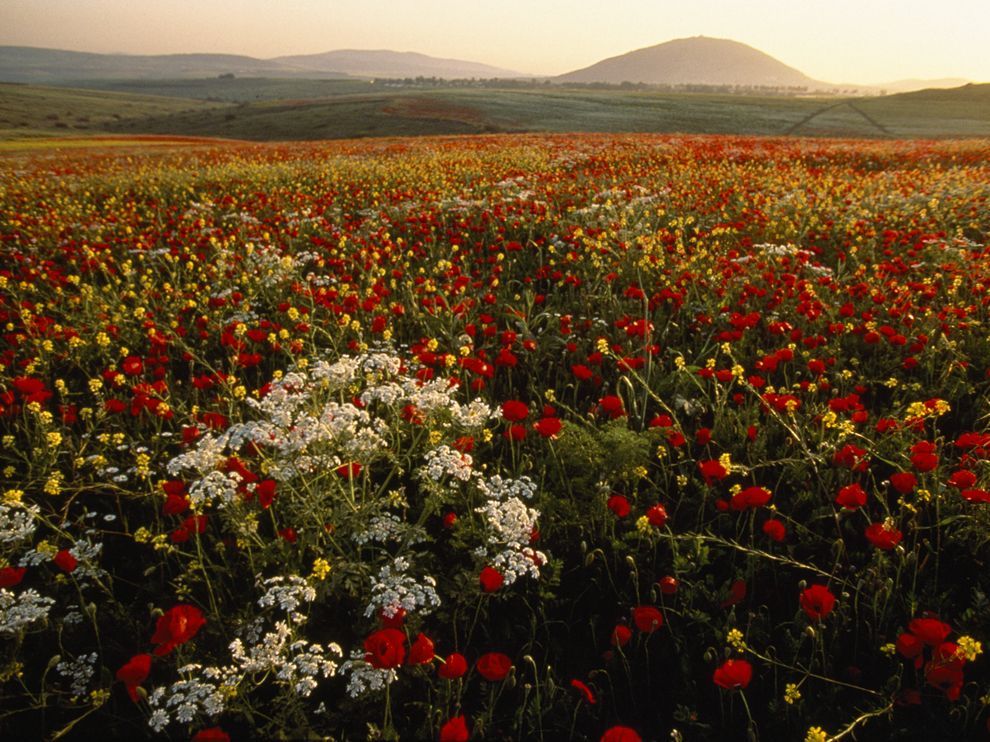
[2,0,989,84]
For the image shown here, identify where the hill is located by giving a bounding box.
[272,50,526,79]
[556,36,828,89]
[0,46,525,85]
[0,46,350,83]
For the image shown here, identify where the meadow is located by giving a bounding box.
[1,132,990,741]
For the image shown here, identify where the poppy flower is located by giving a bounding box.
[720,579,747,608]
[501,400,529,422]
[598,395,625,418]
[657,576,679,595]
[479,566,504,593]
[53,549,78,573]
[407,633,435,666]
[833,443,869,471]
[335,462,362,478]
[116,653,152,702]
[439,716,470,742]
[0,566,26,588]
[908,617,952,646]
[570,678,597,704]
[437,652,468,679]
[607,494,631,518]
[611,624,632,647]
[534,417,562,438]
[698,459,729,485]
[645,503,667,527]
[476,652,512,681]
[364,628,407,669]
[712,658,753,689]
[632,605,664,633]
[896,631,924,661]
[925,642,965,700]
[800,584,836,621]
[865,522,902,550]
[762,518,786,542]
[192,727,230,742]
[600,726,642,742]
[835,483,867,510]
[947,469,977,489]
[909,441,939,472]
[889,472,917,494]
[151,604,206,656]
[730,486,772,510]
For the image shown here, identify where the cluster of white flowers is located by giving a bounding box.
[418,445,474,483]
[63,538,106,581]
[0,501,38,544]
[0,588,55,634]
[364,556,440,619]
[229,621,340,698]
[338,648,397,699]
[256,574,316,624]
[148,572,340,731]
[148,671,229,732]
[56,651,98,697]
[353,513,425,546]
[474,477,546,587]
[478,474,537,502]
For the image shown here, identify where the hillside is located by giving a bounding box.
[272,50,525,79]
[0,46,349,82]
[557,36,827,89]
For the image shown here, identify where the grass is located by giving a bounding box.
[0,83,225,139]
[2,81,989,142]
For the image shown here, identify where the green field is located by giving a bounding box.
[2,80,989,142]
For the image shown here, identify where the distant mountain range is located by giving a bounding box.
[0,46,526,83]
[0,40,974,93]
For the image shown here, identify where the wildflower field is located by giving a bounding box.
[2,132,990,741]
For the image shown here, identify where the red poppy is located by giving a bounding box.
[598,395,625,418]
[611,624,632,647]
[335,462,362,478]
[947,469,977,489]
[835,483,867,510]
[720,579,747,608]
[896,631,924,661]
[479,566,504,593]
[151,604,206,656]
[833,443,869,471]
[730,486,772,510]
[600,726,642,742]
[645,503,667,527]
[439,715,470,742]
[254,479,277,508]
[925,642,965,700]
[762,519,786,542]
[0,565,26,588]
[607,494,631,518]
[909,441,939,472]
[476,652,512,681]
[570,678,597,704]
[712,658,753,689]
[120,355,144,376]
[698,459,729,485]
[889,472,917,494]
[437,652,468,679]
[632,605,664,633]
[116,653,152,702]
[53,549,78,573]
[192,727,231,742]
[407,633,435,666]
[800,584,836,621]
[534,417,562,438]
[657,576,678,595]
[501,400,529,422]
[865,522,902,550]
[364,628,407,668]
[504,424,527,441]
[908,617,952,646]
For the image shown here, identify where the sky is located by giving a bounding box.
[2,0,989,84]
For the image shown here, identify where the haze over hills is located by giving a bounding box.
[0,40,976,93]
[0,46,526,84]
[0,46,350,82]
[556,36,828,89]
[272,50,526,80]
